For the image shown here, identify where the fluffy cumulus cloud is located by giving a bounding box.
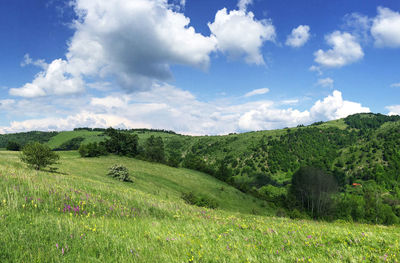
[208,8,275,65]
[310,90,370,120]
[285,25,310,47]
[11,0,277,98]
[237,90,370,131]
[0,86,371,135]
[10,0,218,97]
[244,88,269,97]
[371,7,400,48]
[316,78,334,88]
[238,107,310,131]
[386,105,400,116]
[314,31,364,67]
[10,59,85,97]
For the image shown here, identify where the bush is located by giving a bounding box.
[54,137,85,151]
[6,141,21,151]
[79,142,107,157]
[181,192,218,209]
[107,164,131,182]
[20,142,59,170]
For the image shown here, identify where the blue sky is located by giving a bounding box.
[0,0,399,134]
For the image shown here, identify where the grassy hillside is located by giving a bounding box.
[3,113,400,223]
[46,131,105,149]
[1,151,400,262]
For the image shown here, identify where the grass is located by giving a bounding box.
[46,131,104,149]
[1,151,400,262]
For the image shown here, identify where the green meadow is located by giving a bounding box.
[1,151,400,262]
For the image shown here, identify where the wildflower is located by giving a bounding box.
[56,243,59,249]
[62,248,64,255]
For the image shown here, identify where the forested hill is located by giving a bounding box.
[1,113,400,224]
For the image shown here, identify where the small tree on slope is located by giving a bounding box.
[20,142,59,170]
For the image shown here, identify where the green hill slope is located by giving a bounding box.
[1,151,400,262]
[46,130,105,149]
[2,113,400,223]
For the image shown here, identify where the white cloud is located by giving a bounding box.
[10,59,85,98]
[0,112,148,134]
[285,25,310,47]
[316,77,334,88]
[309,65,323,75]
[244,88,270,97]
[387,105,400,115]
[310,90,370,120]
[208,8,275,65]
[314,31,364,67]
[371,7,400,48]
[91,95,130,109]
[13,0,277,97]
[0,99,15,110]
[280,99,299,105]
[390,83,400,88]
[237,0,253,11]
[0,86,371,135]
[342,13,372,43]
[11,0,218,97]
[238,107,310,131]
[20,54,48,69]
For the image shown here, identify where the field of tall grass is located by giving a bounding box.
[1,151,399,262]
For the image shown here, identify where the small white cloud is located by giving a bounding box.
[387,105,400,115]
[237,0,253,11]
[244,88,270,97]
[280,99,299,105]
[208,8,275,65]
[371,7,400,48]
[310,90,370,120]
[314,31,364,67]
[286,25,310,47]
[309,65,323,76]
[342,13,372,43]
[90,95,130,109]
[0,99,15,110]
[316,78,334,88]
[390,83,400,88]
[20,54,48,69]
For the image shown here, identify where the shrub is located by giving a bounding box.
[6,141,21,151]
[107,164,131,182]
[54,137,85,151]
[79,142,107,157]
[20,142,59,170]
[181,192,218,209]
